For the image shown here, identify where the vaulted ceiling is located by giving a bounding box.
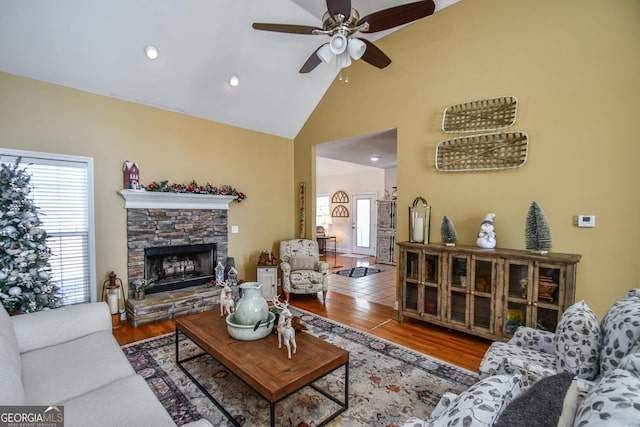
[0,1,460,135]
[0,0,459,169]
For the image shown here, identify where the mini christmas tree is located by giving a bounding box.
[525,201,552,253]
[0,158,62,313]
[441,216,458,246]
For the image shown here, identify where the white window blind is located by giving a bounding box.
[1,150,96,305]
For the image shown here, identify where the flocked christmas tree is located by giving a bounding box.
[0,158,61,313]
[441,215,459,246]
[525,201,552,253]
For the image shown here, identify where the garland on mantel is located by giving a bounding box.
[143,180,247,203]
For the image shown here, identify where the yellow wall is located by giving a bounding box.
[0,73,295,297]
[295,0,640,318]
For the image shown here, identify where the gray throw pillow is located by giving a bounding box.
[495,372,577,427]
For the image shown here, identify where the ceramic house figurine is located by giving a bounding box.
[215,261,225,285]
[123,161,141,190]
[477,213,497,249]
[227,266,238,287]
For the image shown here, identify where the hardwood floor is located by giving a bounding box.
[113,254,491,372]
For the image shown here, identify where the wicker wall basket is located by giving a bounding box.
[435,131,529,172]
[442,95,518,133]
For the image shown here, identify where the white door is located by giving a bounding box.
[351,193,377,256]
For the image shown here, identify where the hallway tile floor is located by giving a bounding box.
[325,254,397,308]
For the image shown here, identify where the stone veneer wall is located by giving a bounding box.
[126,208,229,286]
[124,208,229,327]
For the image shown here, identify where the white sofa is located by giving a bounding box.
[0,302,212,427]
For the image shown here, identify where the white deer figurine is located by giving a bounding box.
[219,282,235,317]
[272,295,297,359]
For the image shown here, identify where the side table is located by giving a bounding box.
[316,236,337,267]
[257,265,278,299]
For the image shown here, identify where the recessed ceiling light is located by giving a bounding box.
[371,156,380,162]
[229,75,240,87]
[144,45,158,60]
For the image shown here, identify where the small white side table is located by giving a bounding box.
[257,266,278,300]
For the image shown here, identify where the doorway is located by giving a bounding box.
[315,128,397,255]
[351,193,377,256]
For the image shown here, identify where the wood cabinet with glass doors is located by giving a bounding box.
[399,246,442,322]
[397,242,581,342]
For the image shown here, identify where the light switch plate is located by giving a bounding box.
[231,225,239,233]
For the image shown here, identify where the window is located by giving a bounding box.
[0,149,96,305]
[356,198,371,247]
[316,194,330,230]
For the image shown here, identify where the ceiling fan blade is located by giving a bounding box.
[299,45,326,73]
[358,39,392,69]
[326,0,352,19]
[252,23,320,35]
[358,0,436,33]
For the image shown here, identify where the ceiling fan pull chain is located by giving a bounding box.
[337,68,350,83]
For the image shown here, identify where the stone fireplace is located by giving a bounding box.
[119,190,236,326]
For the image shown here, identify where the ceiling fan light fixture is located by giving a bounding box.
[336,51,352,69]
[144,45,159,60]
[348,39,366,60]
[317,44,333,64]
[329,33,348,55]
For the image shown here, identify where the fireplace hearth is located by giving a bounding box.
[145,243,216,294]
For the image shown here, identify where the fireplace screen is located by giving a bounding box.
[144,243,216,294]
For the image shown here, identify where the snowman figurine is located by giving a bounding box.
[477,213,497,249]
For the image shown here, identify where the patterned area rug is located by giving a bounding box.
[122,308,477,426]
[334,267,383,278]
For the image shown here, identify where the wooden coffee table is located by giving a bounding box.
[175,310,349,426]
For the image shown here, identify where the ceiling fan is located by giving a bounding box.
[252,0,436,73]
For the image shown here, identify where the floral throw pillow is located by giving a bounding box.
[430,374,525,427]
[554,300,600,380]
[573,368,640,426]
[599,291,640,377]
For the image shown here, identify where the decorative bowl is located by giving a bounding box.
[226,311,275,341]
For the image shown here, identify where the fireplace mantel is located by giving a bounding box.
[118,189,237,210]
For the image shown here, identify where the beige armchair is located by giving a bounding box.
[279,239,329,303]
